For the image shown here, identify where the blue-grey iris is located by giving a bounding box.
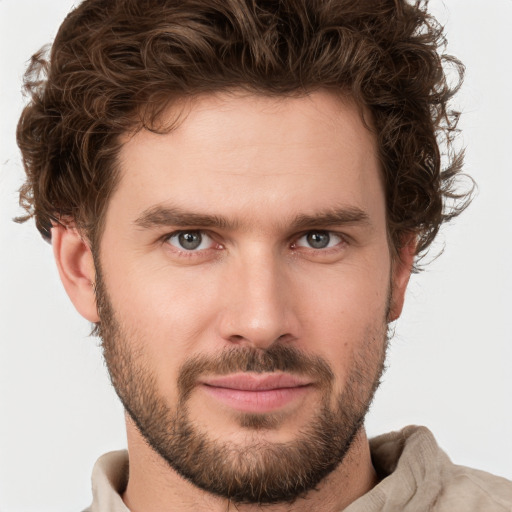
[307,231,330,249]
[179,232,202,250]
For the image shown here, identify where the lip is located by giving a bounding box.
[199,373,313,413]
[200,373,312,390]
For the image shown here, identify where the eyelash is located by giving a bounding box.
[161,229,348,257]
[292,231,346,252]
[162,230,222,256]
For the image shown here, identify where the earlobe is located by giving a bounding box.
[388,235,416,322]
[51,224,99,323]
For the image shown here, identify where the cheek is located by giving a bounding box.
[297,258,390,329]
[103,257,224,358]
[294,261,390,383]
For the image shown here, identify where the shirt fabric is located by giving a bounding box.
[83,425,512,511]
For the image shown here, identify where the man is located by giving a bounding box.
[11,0,512,510]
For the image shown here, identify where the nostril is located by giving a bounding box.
[229,334,245,343]
[276,333,295,344]
[227,332,297,348]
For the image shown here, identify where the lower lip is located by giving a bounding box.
[201,384,312,413]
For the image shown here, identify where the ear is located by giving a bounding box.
[388,234,416,322]
[51,223,99,323]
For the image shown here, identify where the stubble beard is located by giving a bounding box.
[94,264,389,505]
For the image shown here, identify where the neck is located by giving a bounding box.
[122,415,378,512]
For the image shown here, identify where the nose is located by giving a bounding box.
[217,246,298,350]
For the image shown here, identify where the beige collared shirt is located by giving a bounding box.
[83,426,512,511]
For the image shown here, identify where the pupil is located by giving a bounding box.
[179,232,202,250]
[307,231,330,249]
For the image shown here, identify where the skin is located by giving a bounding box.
[52,89,414,511]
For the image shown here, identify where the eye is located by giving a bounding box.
[165,231,215,251]
[295,231,343,250]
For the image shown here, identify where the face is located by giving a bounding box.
[92,90,407,504]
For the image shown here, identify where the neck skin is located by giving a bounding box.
[122,414,379,512]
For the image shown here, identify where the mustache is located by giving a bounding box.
[178,345,335,400]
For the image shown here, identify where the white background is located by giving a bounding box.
[1,1,511,510]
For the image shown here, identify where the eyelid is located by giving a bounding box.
[291,230,349,254]
[159,228,348,257]
[163,229,219,252]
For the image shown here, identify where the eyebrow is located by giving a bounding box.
[134,206,238,230]
[134,204,371,232]
[292,207,370,230]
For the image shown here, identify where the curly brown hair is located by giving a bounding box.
[16,0,471,267]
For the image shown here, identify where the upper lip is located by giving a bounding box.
[200,373,313,391]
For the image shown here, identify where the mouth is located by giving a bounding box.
[199,373,314,413]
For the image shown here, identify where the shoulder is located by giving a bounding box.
[364,426,512,512]
[436,463,512,511]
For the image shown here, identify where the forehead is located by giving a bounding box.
[112,89,383,231]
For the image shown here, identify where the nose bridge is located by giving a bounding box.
[219,242,295,348]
